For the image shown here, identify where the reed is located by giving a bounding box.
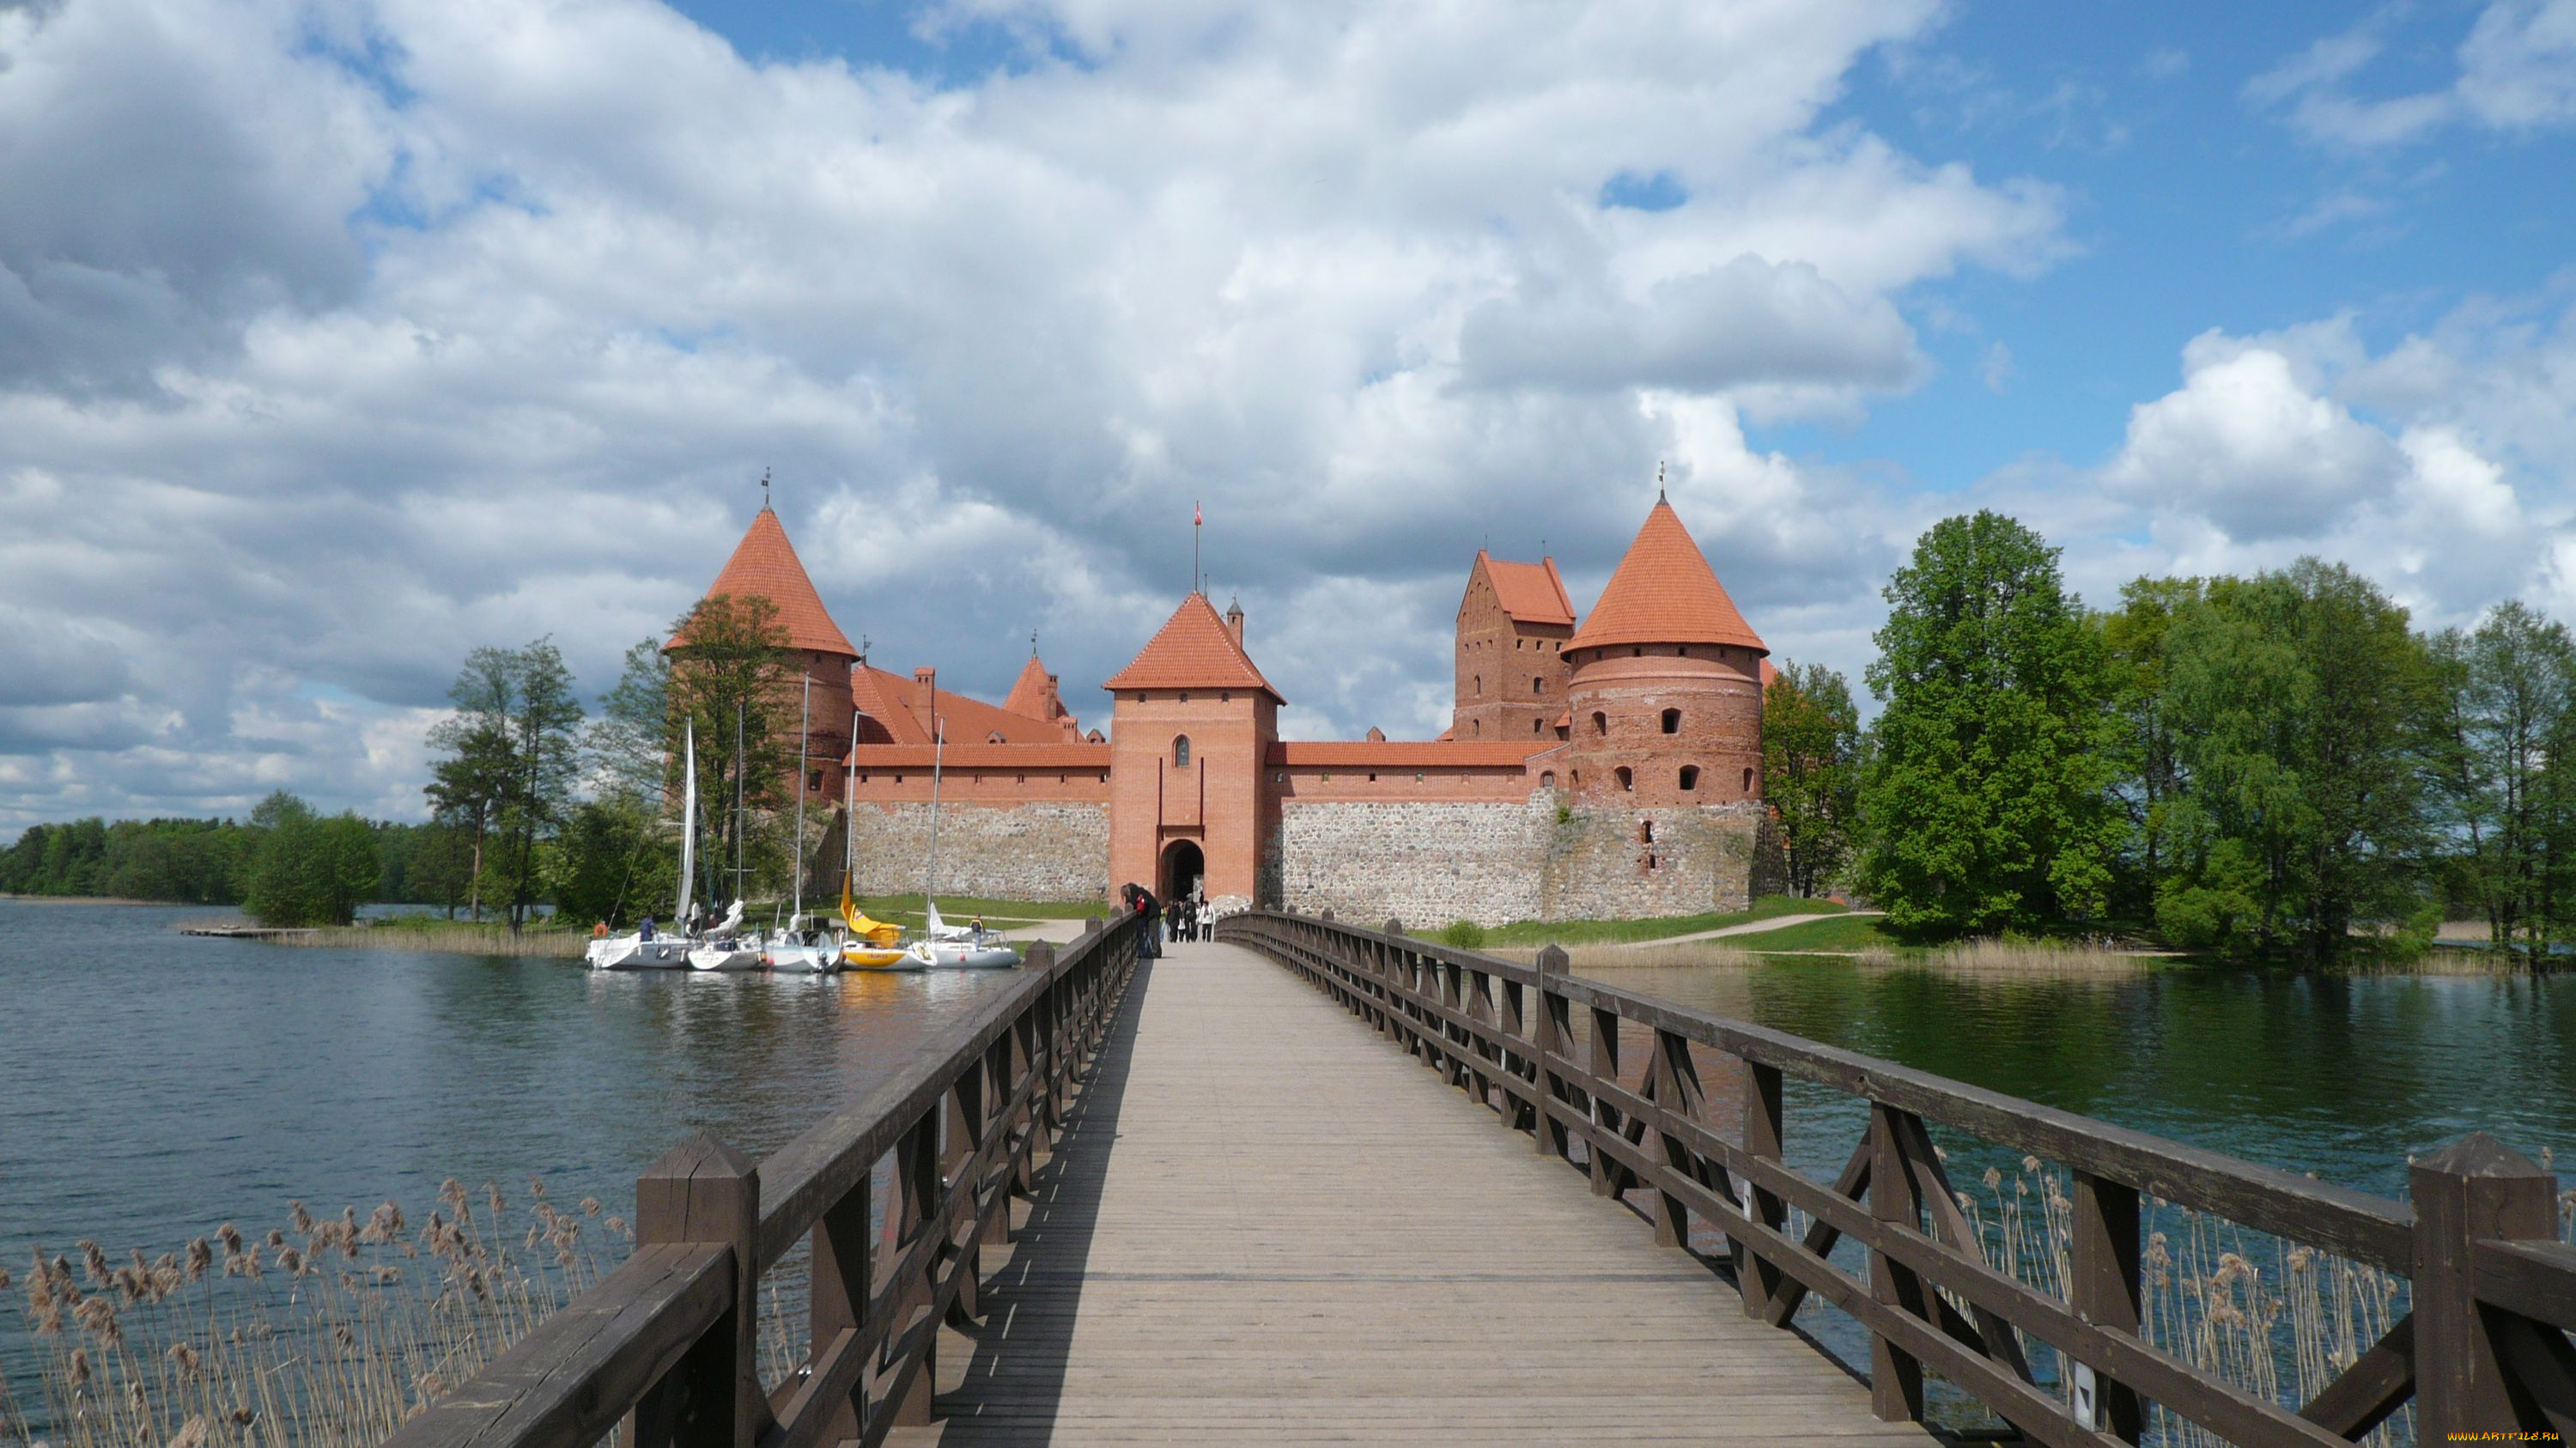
[173,921,587,959]
[1,1181,631,1448]
[1543,937,2163,979]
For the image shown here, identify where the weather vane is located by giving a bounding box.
[760,465,772,511]
[1656,459,1666,502]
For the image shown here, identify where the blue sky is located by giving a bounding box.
[1,0,2572,828]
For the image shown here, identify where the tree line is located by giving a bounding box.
[1762,510,2574,964]
[2,592,812,930]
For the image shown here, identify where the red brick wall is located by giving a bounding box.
[1561,643,1764,807]
[1108,687,1277,906]
[1453,570,1572,745]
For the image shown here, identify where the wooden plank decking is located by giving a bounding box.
[891,940,1935,1445]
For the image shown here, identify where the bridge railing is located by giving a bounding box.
[383,912,1144,1448]
[1218,909,2576,1448]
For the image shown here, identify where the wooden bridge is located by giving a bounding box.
[388,912,2576,1448]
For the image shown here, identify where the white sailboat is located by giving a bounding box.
[588,718,701,970]
[765,672,842,974]
[908,715,1021,970]
[688,709,759,970]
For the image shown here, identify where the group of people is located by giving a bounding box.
[1119,882,1211,958]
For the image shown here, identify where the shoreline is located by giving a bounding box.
[0,892,218,907]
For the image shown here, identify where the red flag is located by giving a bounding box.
[1194,501,1202,526]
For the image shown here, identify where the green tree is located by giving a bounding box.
[426,648,520,920]
[665,594,801,895]
[494,638,586,928]
[1859,512,2120,937]
[425,640,586,928]
[2427,600,2576,958]
[2162,561,2435,964]
[587,636,672,803]
[1762,661,1862,897]
[2099,576,2205,917]
[550,796,677,928]
[242,793,380,926]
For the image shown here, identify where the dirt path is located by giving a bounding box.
[1601,910,1885,949]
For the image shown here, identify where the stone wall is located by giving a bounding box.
[848,801,1111,903]
[1273,795,1552,927]
[1540,799,1777,920]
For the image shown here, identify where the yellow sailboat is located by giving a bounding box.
[837,877,914,970]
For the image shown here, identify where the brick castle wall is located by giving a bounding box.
[1541,800,1778,919]
[847,801,1112,903]
[1274,796,1552,925]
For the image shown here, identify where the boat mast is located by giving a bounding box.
[924,715,944,915]
[676,719,697,926]
[843,714,860,910]
[793,672,811,922]
[734,700,746,903]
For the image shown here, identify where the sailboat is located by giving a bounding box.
[689,707,760,970]
[903,715,1022,970]
[765,673,842,974]
[835,714,916,970]
[587,719,701,970]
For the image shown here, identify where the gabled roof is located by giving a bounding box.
[1476,551,1576,627]
[1103,593,1284,703]
[1001,655,1067,721]
[671,507,856,658]
[1268,741,1552,769]
[1567,501,1765,654]
[849,665,1077,746]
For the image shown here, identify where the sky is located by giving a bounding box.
[3,0,2573,833]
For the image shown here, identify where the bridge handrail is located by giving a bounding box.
[385,911,1145,1448]
[1218,908,2573,1447]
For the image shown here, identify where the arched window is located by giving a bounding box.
[1661,708,1680,734]
[1471,718,1481,736]
[1173,735,1191,768]
[1614,766,1633,792]
[1532,718,1543,733]
[1473,674,1481,696]
[1591,711,1608,736]
[1638,820,1654,843]
[1540,770,1556,789]
[1742,767,1755,794]
[1679,765,1700,791]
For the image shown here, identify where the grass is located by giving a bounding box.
[1460,894,1855,948]
[174,918,590,959]
[850,891,1105,922]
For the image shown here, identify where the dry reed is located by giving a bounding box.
[1550,937,2164,979]
[173,921,586,960]
[1,1180,627,1448]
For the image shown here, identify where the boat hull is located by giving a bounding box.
[588,936,690,970]
[908,940,1022,970]
[766,943,842,974]
[687,944,762,972]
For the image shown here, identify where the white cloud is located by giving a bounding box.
[2249,0,2576,149]
[0,0,2063,831]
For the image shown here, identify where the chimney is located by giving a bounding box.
[912,666,937,734]
[1225,597,1246,648]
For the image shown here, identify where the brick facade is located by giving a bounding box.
[691,497,1771,927]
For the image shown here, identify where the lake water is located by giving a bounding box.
[0,902,1018,1316]
[3,902,2570,1436]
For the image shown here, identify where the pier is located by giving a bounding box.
[387,912,2576,1448]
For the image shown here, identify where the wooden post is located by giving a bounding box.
[810,1171,871,1445]
[947,1056,987,1325]
[891,1110,940,1427]
[1737,1060,1787,1321]
[1498,976,1531,1134]
[1535,945,1571,1159]
[2413,1132,2559,1441]
[1649,1030,1704,1250]
[1867,1104,1927,1424]
[629,1135,762,1448]
[2069,1171,2144,1441]
[1589,1005,1622,1196]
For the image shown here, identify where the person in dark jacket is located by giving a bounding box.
[1133,884,1161,958]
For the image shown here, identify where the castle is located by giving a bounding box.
[675,497,1778,926]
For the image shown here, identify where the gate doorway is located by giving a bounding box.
[1162,839,1205,903]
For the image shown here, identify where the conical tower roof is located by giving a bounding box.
[670,506,856,657]
[1567,501,1765,654]
[1103,593,1284,702]
[1002,654,1069,721]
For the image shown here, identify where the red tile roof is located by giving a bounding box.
[1103,593,1284,702]
[849,665,1079,746]
[1568,501,1765,654]
[848,742,1112,770]
[671,507,856,657]
[1001,655,1069,722]
[1270,740,1551,769]
[1479,552,1576,626]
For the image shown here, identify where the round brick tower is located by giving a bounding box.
[1562,498,1767,806]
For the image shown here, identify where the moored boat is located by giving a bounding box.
[591,719,705,970]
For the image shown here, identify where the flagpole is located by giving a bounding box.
[1194,499,1202,595]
